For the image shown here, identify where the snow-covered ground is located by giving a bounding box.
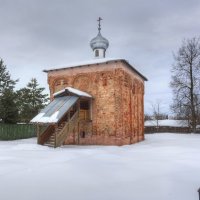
[145,119,189,127]
[0,133,200,200]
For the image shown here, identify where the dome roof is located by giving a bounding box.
[90,32,109,51]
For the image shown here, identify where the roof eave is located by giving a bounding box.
[42,59,122,73]
[121,60,148,81]
[43,59,148,81]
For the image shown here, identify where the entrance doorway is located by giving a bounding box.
[79,99,91,121]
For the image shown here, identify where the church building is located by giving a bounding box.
[31,18,147,147]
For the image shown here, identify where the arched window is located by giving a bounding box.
[55,80,62,86]
[95,49,99,57]
[54,79,68,93]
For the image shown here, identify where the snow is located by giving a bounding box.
[31,111,59,123]
[44,57,124,72]
[53,87,92,98]
[145,119,189,127]
[0,133,200,200]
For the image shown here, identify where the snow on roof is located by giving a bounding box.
[43,57,148,81]
[43,58,122,72]
[31,96,78,123]
[145,120,189,127]
[53,87,92,98]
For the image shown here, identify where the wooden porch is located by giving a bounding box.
[31,87,92,148]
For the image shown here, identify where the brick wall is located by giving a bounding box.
[47,60,145,145]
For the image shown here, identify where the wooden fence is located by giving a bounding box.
[0,124,36,140]
[144,126,199,134]
[145,126,190,134]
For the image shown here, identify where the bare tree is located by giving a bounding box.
[151,100,167,127]
[170,37,200,132]
[144,114,152,121]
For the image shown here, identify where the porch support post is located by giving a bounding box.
[36,124,40,144]
[54,124,58,148]
[78,99,80,145]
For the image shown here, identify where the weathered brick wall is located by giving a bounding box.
[47,61,145,145]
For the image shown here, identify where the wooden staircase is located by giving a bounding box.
[44,133,55,147]
[38,110,79,148]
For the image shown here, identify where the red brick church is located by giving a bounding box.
[31,18,147,147]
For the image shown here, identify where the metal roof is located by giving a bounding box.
[31,96,79,124]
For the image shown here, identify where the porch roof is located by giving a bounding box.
[53,87,93,98]
[30,96,79,124]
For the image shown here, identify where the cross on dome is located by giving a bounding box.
[97,17,102,32]
[90,17,109,59]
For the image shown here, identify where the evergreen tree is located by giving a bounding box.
[0,89,19,123]
[17,78,49,123]
[0,59,16,94]
[0,59,18,123]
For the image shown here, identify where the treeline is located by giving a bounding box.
[0,58,49,124]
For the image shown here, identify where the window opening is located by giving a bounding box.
[95,50,99,57]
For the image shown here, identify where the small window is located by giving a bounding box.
[95,50,99,57]
[55,80,61,86]
[80,131,86,138]
[63,80,68,85]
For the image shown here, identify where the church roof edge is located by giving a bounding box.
[43,58,148,81]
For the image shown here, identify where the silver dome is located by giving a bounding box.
[90,32,109,51]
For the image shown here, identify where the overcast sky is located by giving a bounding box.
[0,0,200,114]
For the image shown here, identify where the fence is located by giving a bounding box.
[145,126,191,134]
[0,124,36,140]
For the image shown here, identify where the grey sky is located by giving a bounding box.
[0,0,200,114]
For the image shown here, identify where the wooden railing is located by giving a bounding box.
[37,105,79,147]
[55,110,79,147]
[55,123,69,147]
[38,125,55,145]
